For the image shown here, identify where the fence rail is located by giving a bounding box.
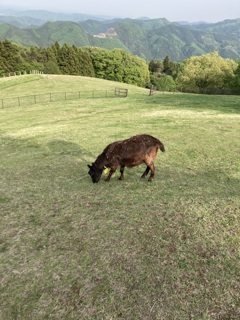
[0,88,129,109]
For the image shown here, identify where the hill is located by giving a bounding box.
[0,9,240,60]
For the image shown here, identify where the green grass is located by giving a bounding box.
[0,75,240,319]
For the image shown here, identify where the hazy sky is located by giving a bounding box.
[1,0,240,22]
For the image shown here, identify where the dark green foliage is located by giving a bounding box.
[45,44,95,77]
[0,40,23,73]
[44,60,61,74]
[77,48,95,77]
[163,55,177,75]
[0,40,96,78]
[149,59,163,74]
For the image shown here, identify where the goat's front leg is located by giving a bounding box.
[105,165,117,182]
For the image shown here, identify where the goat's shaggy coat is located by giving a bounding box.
[88,134,165,183]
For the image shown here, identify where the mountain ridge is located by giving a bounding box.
[0,8,240,61]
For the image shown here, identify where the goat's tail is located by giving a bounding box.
[158,141,165,152]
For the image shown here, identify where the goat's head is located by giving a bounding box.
[87,164,103,183]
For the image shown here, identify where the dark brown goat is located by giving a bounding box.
[88,134,165,183]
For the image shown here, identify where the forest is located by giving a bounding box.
[1,39,240,94]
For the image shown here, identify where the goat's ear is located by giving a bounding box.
[87,164,91,169]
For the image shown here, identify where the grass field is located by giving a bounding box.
[0,75,240,319]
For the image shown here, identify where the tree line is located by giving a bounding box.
[149,53,240,94]
[0,40,149,88]
[1,39,240,94]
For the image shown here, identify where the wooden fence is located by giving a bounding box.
[0,88,129,109]
[115,87,128,97]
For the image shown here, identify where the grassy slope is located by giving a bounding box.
[0,75,240,319]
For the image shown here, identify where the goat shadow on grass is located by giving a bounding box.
[1,135,95,165]
[46,140,97,182]
[46,139,95,161]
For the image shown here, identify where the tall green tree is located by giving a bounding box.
[58,44,80,75]
[149,59,163,74]
[0,40,23,73]
[77,48,95,77]
[176,52,238,91]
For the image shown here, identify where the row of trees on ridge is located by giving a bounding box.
[1,39,240,94]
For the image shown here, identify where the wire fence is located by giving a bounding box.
[0,88,129,109]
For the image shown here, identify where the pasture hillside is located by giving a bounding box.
[0,75,240,319]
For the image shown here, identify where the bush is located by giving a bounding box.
[150,75,176,91]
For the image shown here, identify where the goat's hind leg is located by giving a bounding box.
[148,163,155,182]
[141,166,150,178]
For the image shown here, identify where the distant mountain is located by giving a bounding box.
[0,8,114,27]
[0,15,44,28]
[0,21,129,51]
[187,18,240,38]
[0,8,240,61]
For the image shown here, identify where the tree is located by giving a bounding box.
[58,44,80,75]
[86,47,150,87]
[0,40,23,73]
[150,75,176,91]
[176,52,238,91]
[44,60,61,74]
[77,48,95,77]
[149,59,163,74]
[231,60,240,90]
